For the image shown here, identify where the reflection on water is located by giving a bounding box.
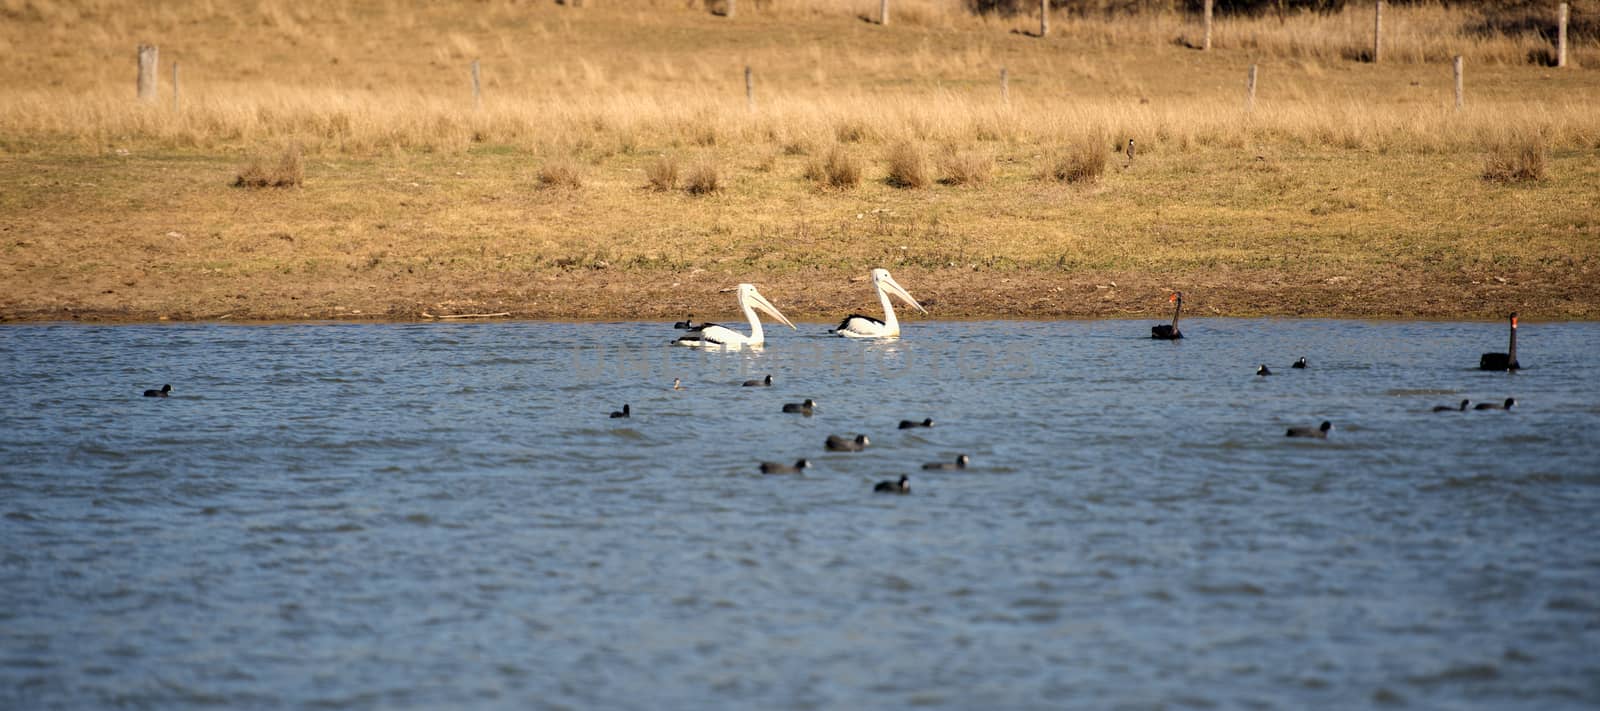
[2,319,1599,709]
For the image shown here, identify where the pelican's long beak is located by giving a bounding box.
[748,288,798,330]
[882,275,928,315]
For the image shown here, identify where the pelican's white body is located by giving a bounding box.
[674,284,796,349]
[834,268,928,338]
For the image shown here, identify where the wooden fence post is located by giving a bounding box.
[1453,55,1463,110]
[1558,2,1569,68]
[1203,0,1213,51]
[1039,0,1048,37]
[1372,1,1383,64]
[881,0,889,26]
[1000,67,1009,104]
[1246,64,1257,112]
[745,65,754,111]
[171,61,180,112]
[471,59,482,111]
[137,44,158,102]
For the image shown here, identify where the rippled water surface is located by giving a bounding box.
[3,319,1599,709]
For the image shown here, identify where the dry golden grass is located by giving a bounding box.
[939,148,993,186]
[537,157,584,189]
[1042,133,1108,184]
[233,144,303,188]
[0,0,1597,321]
[683,159,722,194]
[646,154,680,191]
[805,145,864,189]
[1483,132,1549,183]
[884,140,931,188]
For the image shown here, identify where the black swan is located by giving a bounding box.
[1151,292,1184,340]
[1478,313,1521,371]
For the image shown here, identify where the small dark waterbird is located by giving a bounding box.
[922,455,970,471]
[1151,292,1183,340]
[1479,312,1521,371]
[898,418,934,429]
[1286,421,1333,438]
[1474,398,1517,411]
[760,459,811,474]
[1433,399,1470,412]
[143,384,172,398]
[874,475,910,494]
[1292,357,1308,369]
[743,374,773,387]
[673,315,697,330]
[1257,365,1273,376]
[782,399,818,416]
[826,434,870,452]
[609,403,630,419]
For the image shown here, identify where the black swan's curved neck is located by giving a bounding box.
[1171,294,1183,328]
[1508,314,1518,364]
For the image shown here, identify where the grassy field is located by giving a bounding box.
[2,0,1597,322]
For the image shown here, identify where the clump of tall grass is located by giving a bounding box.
[804,145,863,189]
[646,155,680,191]
[233,145,304,188]
[1482,134,1548,183]
[884,140,931,189]
[835,118,871,144]
[684,159,722,195]
[1041,134,1108,184]
[939,148,992,186]
[537,157,584,189]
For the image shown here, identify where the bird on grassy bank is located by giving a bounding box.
[143,384,172,398]
[874,475,910,494]
[1292,357,1308,369]
[609,403,630,419]
[922,455,970,471]
[832,268,928,338]
[782,399,819,416]
[1257,365,1273,376]
[673,284,796,349]
[743,374,773,387]
[1479,313,1521,371]
[1286,421,1332,438]
[1151,292,1183,340]
[1474,398,1517,411]
[760,459,811,474]
[674,314,697,330]
[898,418,934,429]
[1433,399,1470,412]
[826,434,870,452]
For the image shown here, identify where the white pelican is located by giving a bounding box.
[673,283,796,349]
[832,268,927,338]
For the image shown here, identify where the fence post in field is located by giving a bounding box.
[1040,0,1048,37]
[1000,67,1009,104]
[881,0,889,26]
[137,44,158,102]
[1246,64,1258,112]
[1453,55,1463,110]
[745,65,754,111]
[1203,0,1213,51]
[1558,2,1569,68]
[471,59,482,111]
[1372,1,1383,63]
[171,61,180,112]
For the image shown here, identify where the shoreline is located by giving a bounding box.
[3,267,1588,324]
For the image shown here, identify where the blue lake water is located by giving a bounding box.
[2,319,1598,709]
